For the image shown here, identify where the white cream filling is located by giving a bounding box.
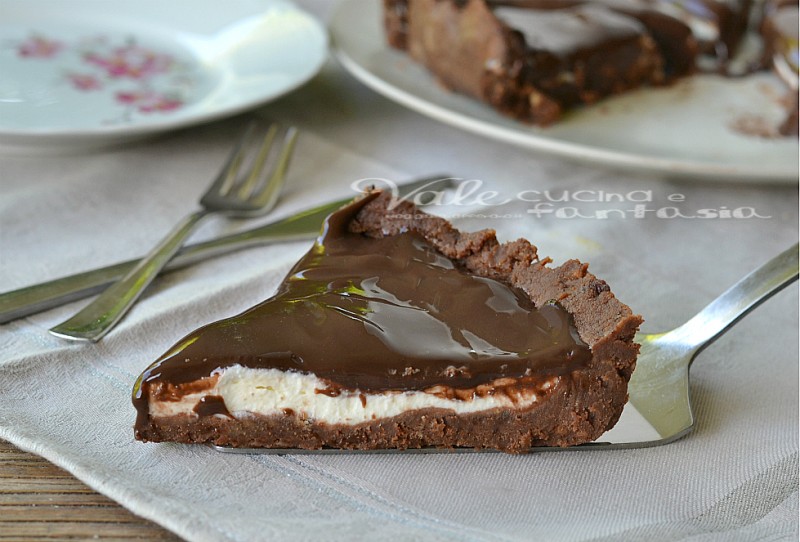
[150,365,556,425]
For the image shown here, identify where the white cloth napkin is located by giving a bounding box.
[1,118,797,542]
[1,2,798,538]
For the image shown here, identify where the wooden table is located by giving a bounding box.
[0,439,181,540]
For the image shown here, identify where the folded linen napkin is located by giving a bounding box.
[0,118,797,542]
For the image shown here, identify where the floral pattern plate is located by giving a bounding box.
[0,0,327,150]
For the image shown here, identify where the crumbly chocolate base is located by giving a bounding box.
[136,192,642,453]
[136,371,624,453]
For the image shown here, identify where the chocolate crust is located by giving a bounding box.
[136,366,625,453]
[136,192,642,452]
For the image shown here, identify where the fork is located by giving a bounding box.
[0,175,455,324]
[620,243,799,448]
[49,122,298,343]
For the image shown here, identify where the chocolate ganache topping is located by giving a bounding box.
[133,193,591,414]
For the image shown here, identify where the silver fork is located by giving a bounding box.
[49,122,298,343]
[620,243,799,448]
[0,176,456,324]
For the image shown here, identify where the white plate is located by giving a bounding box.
[0,0,327,151]
[331,0,799,182]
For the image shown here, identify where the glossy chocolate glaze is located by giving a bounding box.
[490,0,751,69]
[494,4,646,56]
[491,3,664,106]
[133,194,591,421]
[193,396,233,418]
[496,0,699,76]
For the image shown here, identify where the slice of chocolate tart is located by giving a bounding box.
[483,0,701,80]
[133,191,642,453]
[385,0,666,125]
[384,0,765,124]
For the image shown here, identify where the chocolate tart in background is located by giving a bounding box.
[384,0,799,134]
[760,0,799,135]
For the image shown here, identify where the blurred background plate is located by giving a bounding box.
[331,0,798,183]
[0,0,327,151]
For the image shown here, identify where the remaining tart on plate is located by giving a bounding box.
[385,0,669,125]
[384,0,798,130]
[760,0,799,135]
[133,191,642,453]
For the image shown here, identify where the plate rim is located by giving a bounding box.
[330,0,798,183]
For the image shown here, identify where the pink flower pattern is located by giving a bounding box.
[67,73,103,91]
[17,35,64,58]
[13,32,190,121]
[115,91,183,113]
[84,44,173,80]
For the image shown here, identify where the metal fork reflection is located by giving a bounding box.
[49,122,298,342]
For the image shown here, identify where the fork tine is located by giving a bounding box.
[249,127,298,209]
[208,122,259,197]
[234,124,279,200]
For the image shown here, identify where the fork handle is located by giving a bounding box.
[671,243,799,353]
[48,210,209,342]
[0,222,320,325]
